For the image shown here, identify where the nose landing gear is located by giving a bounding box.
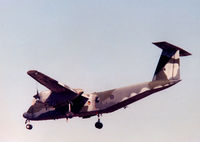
[25,119,33,130]
[95,114,103,129]
[26,124,33,130]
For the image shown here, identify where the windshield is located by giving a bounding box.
[28,100,46,114]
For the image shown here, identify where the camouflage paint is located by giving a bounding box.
[23,41,191,121]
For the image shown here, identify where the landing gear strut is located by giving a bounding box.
[95,114,103,129]
[25,119,33,130]
[66,102,73,119]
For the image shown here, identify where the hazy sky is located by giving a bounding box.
[0,0,199,142]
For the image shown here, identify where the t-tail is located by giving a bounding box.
[152,41,191,81]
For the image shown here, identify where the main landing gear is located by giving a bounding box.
[66,102,74,119]
[95,114,103,129]
[25,119,33,130]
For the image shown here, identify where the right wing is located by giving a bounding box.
[27,70,79,101]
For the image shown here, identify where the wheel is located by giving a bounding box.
[95,121,103,129]
[26,124,33,130]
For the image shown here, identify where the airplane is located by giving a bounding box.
[23,41,191,130]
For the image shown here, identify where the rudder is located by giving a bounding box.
[152,41,191,81]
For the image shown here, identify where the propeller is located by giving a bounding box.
[33,82,40,99]
[32,87,39,105]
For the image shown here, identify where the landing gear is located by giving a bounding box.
[26,124,33,130]
[95,120,103,129]
[66,102,74,119]
[95,114,103,129]
[25,119,33,130]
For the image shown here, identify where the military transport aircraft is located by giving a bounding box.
[23,41,191,130]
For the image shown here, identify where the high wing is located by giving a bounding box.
[27,70,79,101]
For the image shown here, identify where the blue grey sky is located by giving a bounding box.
[0,0,199,142]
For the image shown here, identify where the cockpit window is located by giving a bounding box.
[27,101,46,114]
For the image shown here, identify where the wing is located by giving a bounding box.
[27,70,79,100]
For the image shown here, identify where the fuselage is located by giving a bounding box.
[23,79,180,121]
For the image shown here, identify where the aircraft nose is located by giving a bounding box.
[23,112,31,119]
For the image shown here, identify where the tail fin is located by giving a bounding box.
[152,41,191,81]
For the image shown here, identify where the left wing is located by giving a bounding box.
[27,70,79,101]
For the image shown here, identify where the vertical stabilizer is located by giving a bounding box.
[152,41,191,81]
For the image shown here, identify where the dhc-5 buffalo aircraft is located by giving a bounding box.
[23,41,191,130]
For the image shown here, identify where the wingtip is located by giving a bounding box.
[152,41,166,45]
[27,70,38,75]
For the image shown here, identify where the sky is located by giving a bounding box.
[0,0,200,142]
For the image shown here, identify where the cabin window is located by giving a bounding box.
[95,97,100,103]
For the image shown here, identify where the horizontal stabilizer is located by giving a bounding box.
[153,41,192,56]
